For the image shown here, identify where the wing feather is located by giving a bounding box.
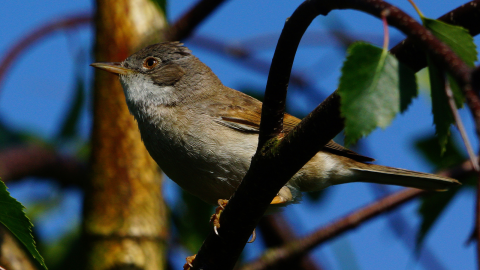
[212,91,374,162]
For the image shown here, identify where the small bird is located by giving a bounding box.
[91,41,460,206]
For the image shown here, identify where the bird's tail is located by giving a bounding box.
[350,163,460,191]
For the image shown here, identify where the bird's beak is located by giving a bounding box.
[90,62,133,75]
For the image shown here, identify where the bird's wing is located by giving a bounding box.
[213,91,375,163]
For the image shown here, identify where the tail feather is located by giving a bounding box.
[351,163,461,191]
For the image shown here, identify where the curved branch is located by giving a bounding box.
[192,0,480,269]
[391,0,480,72]
[242,189,424,270]
[165,0,228,41]
[0,14,91,91]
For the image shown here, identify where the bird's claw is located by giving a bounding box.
[248,228,256,243]
[183,254,196,270]
[210,199,229,236]
[209,199,256,243]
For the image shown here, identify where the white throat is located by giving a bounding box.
[120,73,179,107]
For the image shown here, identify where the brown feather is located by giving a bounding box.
[214,91,374,162]
[151,64,185,86]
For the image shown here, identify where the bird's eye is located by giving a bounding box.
[143,57,158,69]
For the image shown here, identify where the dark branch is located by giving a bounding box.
[258,2,324,145]
[240,159,475,270]
[192,0,480,269]
[391,0,480,72]
[0,14,91,91]
[241,189,424,270]
[165,0,228,41]
[189,35,312,89]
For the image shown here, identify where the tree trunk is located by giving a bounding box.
[83,1,168,269]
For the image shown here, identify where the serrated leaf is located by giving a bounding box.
[415,135,473,248]
[338,42,417,145]
[423,18,477,67]
[0,180,47,269]
[422,18,476,154]
[58,78,85,140]
[427,55,452,154]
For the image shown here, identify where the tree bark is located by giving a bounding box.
[83,1,168,269]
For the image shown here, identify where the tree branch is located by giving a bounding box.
[390,0,480,72]
[242,189,424,270]
[0,145,86,187]
[165,0,228,41]
[192,0,480,269]
[0,14,91,91]
[240,159,475,270]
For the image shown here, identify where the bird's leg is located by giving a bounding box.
[209,187,292,243]
[183,254,196,270]
[210,199,228,236]
[209,199,257,243]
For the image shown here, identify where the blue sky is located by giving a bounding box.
[1,0,479,269]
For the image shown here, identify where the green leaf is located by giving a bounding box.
[58,78,85,140]
[0,180,47,269]
[422,18,477,153]
[427,55,452,154]
[423,18,477,67]
[417,188,459,250]
[447,74,465,108]
[415,135,465,170]
[414,135,473,248]
[338,42,417,145]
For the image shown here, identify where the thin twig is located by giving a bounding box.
[241,159,475,270]
[391,0,480,72]
[192,0,480,269]
[446,86,479,171]
[241,188,425,270]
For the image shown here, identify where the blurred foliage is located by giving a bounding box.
[42,226,82,270]
[415,135,475,249]
[422,17,476,153]
[57,77,85,141]
[171,190,213,252]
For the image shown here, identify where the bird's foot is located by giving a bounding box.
[183,254,196,270]
[209,199,257,243]
[210,199,228,236]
